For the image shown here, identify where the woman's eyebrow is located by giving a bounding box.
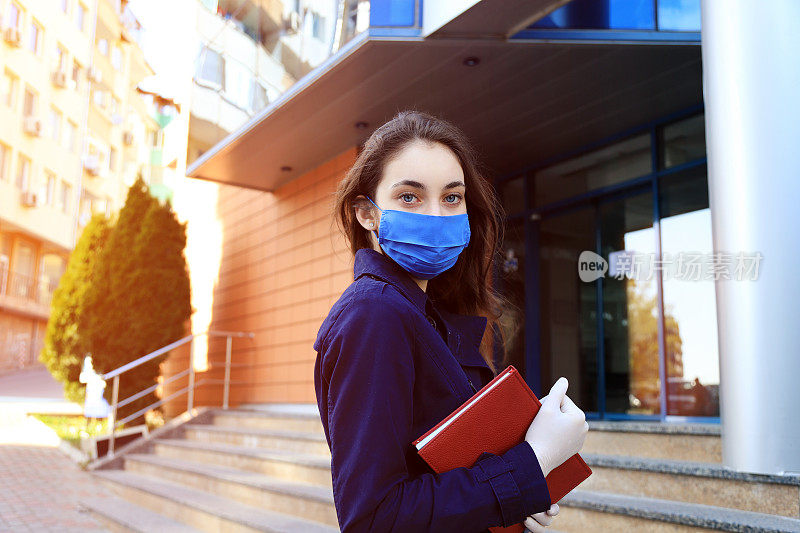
[390,179,466,190]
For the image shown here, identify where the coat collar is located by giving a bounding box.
[353,248,489,356]
[354,247,429,313]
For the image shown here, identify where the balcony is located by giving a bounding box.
[0,264,57,318]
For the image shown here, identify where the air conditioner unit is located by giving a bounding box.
[52,70,67,88]
[83,155,100,175]
[87,66,102,83]
[3,27,21,46]
[20,190,37,207]
[285,11,301,33]
[23,116,42,136]
[123,130,134,145]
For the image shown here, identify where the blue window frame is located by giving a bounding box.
[495,103,719,424]
[516,0,701,42]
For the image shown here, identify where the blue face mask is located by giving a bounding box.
[365,195,471,280]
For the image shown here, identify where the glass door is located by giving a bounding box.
[535,186,658,419]
[536,204,598,412]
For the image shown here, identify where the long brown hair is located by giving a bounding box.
[332,109,515,374]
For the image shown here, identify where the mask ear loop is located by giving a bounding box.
[365,196,382,238]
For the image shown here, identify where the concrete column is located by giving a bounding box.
[700,0,800,475]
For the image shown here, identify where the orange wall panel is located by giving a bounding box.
[170,147,360,410]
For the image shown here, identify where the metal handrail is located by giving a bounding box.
[102,330,254,457]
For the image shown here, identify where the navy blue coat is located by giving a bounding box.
[313,247,551,532]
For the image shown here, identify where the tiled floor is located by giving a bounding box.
[0,365,110,532]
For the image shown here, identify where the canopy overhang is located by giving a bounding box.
[186,0,702,191]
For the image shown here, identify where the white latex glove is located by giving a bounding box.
[524,377,589,477]
[524,503,559,533]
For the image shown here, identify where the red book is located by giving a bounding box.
[412,365,592,533]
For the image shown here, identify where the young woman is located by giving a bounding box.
[313,110,589,532]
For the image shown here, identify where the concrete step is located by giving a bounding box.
[183,424,331,456]
[582,453,800,518]
[584,420,722,463]
[153,437,332,488]
[557,489,800,532]
[211,407,324,434]
[123,453,337,527]
[77,494,199,533]
[91,469,338,533]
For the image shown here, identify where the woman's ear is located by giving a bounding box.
[353,195,379,232]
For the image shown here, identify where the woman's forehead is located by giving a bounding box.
[381,142,465,191]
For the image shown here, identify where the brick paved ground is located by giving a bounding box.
[0,365,111,532]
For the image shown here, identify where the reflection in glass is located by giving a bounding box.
[539,207,598,412]
[530,0,655,30]
[499,176,525,215]
[498,219,526,375]
[658,0,701,31]
[660,165,719,416]
[188,0,373,164]
[531,133,651,207]
[660,112,705,169]
[600,190,659,415]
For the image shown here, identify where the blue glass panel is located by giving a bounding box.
[530,0,655,30]
[658,0,701,31]
[370,0,416,27]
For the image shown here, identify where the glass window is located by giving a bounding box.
[530,0,656,30]
[98,38,108,56]
[312,11,325,39]
[658,0,701,31]
[14,241,35,278]
[660,112,706,169]
[41,254,65,300]
[111,46,122,70]
[65,120,77,152]
[224,58,250,109]
[23,86,36,116]
[75,3,86,31]
[195,48,224,88]
[498,219,527,375]
[539,206,599,410]
[499,176,525,215]
[54,44,67,72]
[16,153,31,190]
[60,180,71,213]
[600,190,658,415]
[2,70,18,108]
[61,0,69,14]
[249,81,267,113]
[49,106,61,142]
[45,171,56,205]
[0,143,8,181]
[370,0,416,26]
[658,164,718,417]
[531,133,651,207]
[8,2,21,29]
[72,60,81,87]
[28,20,41,54]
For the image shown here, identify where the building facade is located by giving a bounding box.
[0,0,173,373]
[179,0,798,477]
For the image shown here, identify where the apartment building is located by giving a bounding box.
[0,0,170,373]
[187,0,365,165]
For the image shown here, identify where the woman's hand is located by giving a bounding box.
[524,503,559,532]
[524,377,588,476]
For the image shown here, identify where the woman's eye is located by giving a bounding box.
[445,194,463,204]
[399,193,417,203]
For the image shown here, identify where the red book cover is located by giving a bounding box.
[412,365,592,533]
